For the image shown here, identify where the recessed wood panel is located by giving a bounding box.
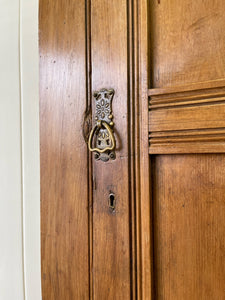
[149,1,225,299]
[149,0,225,88]
[152,154,225,300]
[39,1,89,299]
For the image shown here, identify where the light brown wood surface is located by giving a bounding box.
[149,82,225,154]
[152,155,225,299]
[39,1,90,299]
[40,0,225,298]
[40,0,151,299]
[91,1,131,298]
[149,0,225,88]
[89,1,151,299]
[135,0,153,299]
[149,1,225,299]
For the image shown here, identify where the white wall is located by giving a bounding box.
[0,1,41,299]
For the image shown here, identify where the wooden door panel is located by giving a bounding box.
[91,1,131,298]
[149,82,225,154]
[152,154,225,299]
[149,0,225,88]
[39,0,149,299]
[148,1,225,299]
[39,1,89,299]
[39,0,225,298]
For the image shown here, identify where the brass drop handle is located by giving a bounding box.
[88,88,116,162]
[88,120,115,154]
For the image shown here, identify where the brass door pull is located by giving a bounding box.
[88,88,116,162]
[88,120,115,153]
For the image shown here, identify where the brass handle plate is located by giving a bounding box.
[88,88,116,162]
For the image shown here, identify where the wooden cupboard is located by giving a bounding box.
[40,0,225,299]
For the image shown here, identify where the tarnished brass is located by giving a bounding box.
[88,88,116,162]
[88,121,115,153]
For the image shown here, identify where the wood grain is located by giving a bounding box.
[150,103,225,132]
[136,0,153,299]
[91,1,131,298]
[149,85,225,132]
[149,128,225,154]
[149,84,225,153]
[148,1,225,299]
[149,0,225,88]
[148,79,225,96]
[40,0,152,298]
[152,154,225,300]
[39,1,89,299]
[127,0,153,298]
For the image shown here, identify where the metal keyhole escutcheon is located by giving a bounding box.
[88,88,116,162]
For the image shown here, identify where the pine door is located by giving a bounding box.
[40,0,225,299]
[39,0,148,299]
[149,1,225,299]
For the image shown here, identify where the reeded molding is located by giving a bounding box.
[149,80,225,154]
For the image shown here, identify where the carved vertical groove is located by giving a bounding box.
[85,0,93,299]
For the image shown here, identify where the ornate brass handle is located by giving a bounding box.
[88,88,116,162]
[88,120,115,154]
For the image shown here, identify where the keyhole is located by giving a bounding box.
[109,193,115,211]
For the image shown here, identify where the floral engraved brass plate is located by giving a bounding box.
[88,88,116,162]
[94,88,114,124]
